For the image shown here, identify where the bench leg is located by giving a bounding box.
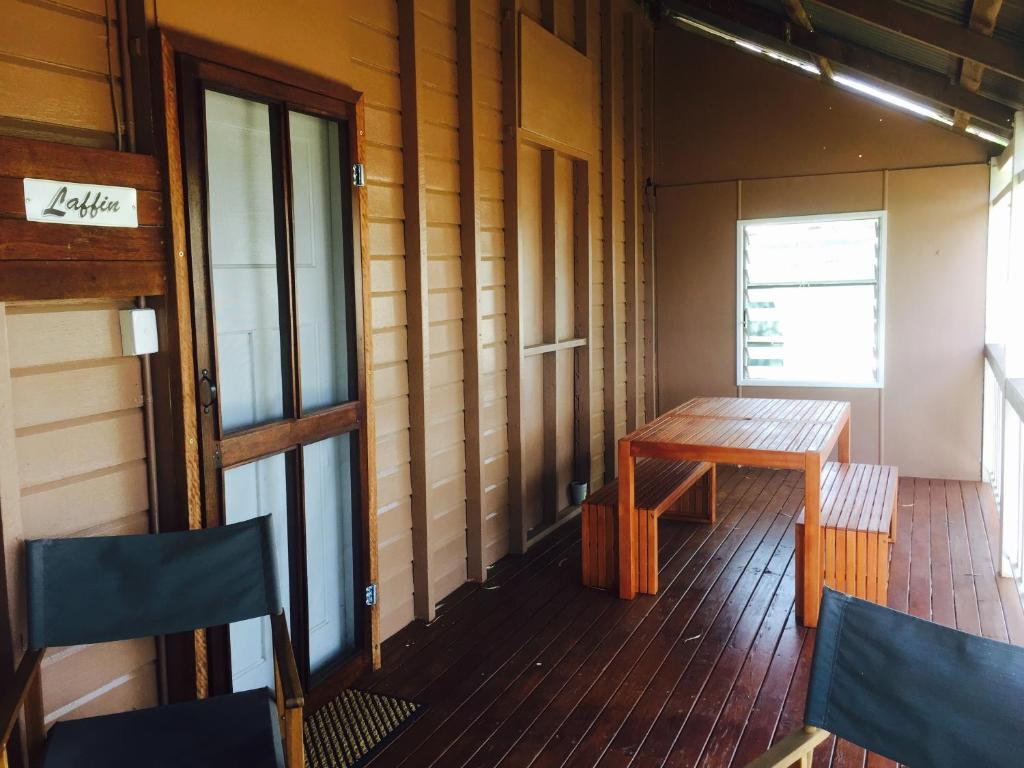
[879,536,890,606]
[802,455,823,628]
[640,509,658,595]
[707,464,717,524]
[889,492,898,543]
[638,502,648,595]
[618,440,638,600]
[585,507,593,585]
[795,523,804,625]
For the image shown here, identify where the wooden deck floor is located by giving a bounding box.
[359,466,1024,768]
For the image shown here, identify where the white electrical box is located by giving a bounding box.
[119,308,158,356]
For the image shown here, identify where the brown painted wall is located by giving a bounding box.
[654,29,989,480]
[0,0,128,148]
[0,300,157,725]
[0,0,653,672]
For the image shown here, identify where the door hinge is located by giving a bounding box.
[365,582,378,607]
[352,163,366,188]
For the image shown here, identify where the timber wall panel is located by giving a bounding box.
[349,1,417,640]
[470,1,511,569]
[0,0,652,654]
[0,0,126,148]
[3,300,156,727]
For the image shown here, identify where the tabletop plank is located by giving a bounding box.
[626,398,849,459]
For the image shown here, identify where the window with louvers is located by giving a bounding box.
[738,212,885,388]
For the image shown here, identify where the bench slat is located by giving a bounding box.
[796,463,898,535]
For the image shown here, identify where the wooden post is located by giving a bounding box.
[623,11,641,432]
[574,0,590,55]
[0,305,30,767]
[573,160,593,487]
[353,98,381,669]
[149,31,204,701]
[456,0,487,583]
[641,23,657,420]
[398,0,436,620]
[617,438,637,599]
[502,0,528,554]
[601,0,620,483]
[541,149,559,527]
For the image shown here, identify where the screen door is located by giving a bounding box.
[178,55,372,702]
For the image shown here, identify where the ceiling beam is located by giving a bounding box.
[664,0,1014,131]
[813,0,1024,82]
[953,0,1003,130]
[780,0,834,80]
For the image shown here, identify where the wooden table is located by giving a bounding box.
[617,397,851,627]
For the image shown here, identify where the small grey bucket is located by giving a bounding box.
[569,480,588,506]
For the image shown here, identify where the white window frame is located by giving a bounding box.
[736,210,887,389]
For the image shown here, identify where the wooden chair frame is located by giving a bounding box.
[0,612,305,768]
[744,726,831,768]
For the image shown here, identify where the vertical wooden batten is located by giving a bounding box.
[575,0,594,489]
[456,0,487,583]
[573,160,593,488]
[576,0,591,56]
[541,149,559,527]
[641,22,657,418]
[0,303,33,767]
[397,0,436,619]
[623,9,641,432]
[147,31,205,702]
[600,0,620,482]
[502,0,528,554]
[354,98,381,669]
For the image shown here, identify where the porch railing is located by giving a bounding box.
[983,343,1024,591]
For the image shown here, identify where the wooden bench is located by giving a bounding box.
[795,462,898,622]
[581,459,715,594]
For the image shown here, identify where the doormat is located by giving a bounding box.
[304,688,424,768]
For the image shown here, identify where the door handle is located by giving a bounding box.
[199,369,218,413]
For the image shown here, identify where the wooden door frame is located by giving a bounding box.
[145,29,378,706]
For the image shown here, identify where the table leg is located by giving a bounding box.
[618,439,637,599]
[838,416,851,464]
[801,452,822,627]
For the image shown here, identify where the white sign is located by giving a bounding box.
[23,178,138,228]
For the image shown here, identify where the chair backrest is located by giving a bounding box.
[806,587,1024,768]
[26,517,282,649]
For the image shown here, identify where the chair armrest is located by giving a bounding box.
[743,726,831,768]
[270,612,303,709]
[1,648,44,752]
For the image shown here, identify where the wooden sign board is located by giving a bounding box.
[0,136,166,300]
[519,15,594,154]
[24,178,139,228]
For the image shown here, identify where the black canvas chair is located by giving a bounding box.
[0,517,304,768]
[745,587,1024,768]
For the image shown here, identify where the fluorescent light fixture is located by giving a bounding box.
[671,14,820,75]
[832,73,953,125]
[966,125,1010,147]
[668,11,1009,146]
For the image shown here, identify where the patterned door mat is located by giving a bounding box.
[304,689,423,768]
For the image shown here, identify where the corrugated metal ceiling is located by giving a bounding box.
[668,0,1023,143]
